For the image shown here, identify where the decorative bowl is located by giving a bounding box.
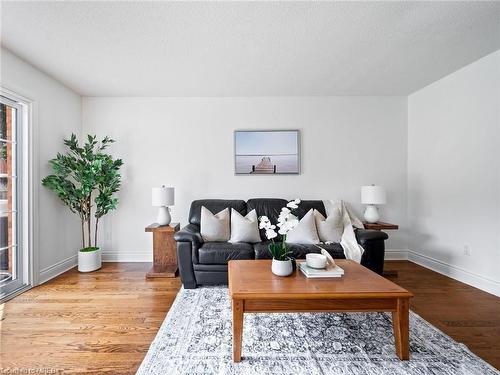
[306,253,327,269]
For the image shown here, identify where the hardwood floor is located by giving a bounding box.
[385,261,500,370]
[1,263,181,374]
[1,261,499,373]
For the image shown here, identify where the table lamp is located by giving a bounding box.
[361,185,386,223]
[152,186,174,226]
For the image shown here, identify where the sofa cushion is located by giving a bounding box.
[253,241,345,260]
[198,242,254,264]
[189,199,246,226]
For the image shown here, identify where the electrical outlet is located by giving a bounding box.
[463,245,471,256]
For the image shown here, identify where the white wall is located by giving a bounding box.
[1,48,82,284]
[408,50,500,296]
[2,43,498,298]
[82,97,408,261]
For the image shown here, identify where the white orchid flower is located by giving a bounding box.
[265,228,278,239]
[278,212,298,227]
[278,209,292,222]
[278,219,295,234]
[288,218,299,229]
[259,216,271,229]
[278,227,289,235]
[258,202,301,241]
[277,216,289,227]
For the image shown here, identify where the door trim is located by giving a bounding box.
[0,86,35,303]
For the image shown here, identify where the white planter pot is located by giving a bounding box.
[271,258,293,277]
[78,248,102,272]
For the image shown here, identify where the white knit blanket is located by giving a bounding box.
[323,200,365,263]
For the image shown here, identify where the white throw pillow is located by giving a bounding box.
[286,209,320,244]
[229,209,261,243]
[313,209,343,243]
[200,206,230,242]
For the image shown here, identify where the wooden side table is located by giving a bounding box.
[145,222,180,278]
[363,221,399,230]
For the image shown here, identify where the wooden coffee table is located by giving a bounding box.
[228,259,413,362]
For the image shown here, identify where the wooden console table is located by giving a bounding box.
[145,222,180,278]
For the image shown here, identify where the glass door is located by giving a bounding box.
[0,94,28,299]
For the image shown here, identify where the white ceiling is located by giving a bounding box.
[1,1,500,97]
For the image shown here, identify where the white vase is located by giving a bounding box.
[78,248,102,272]
[271,258,293,277]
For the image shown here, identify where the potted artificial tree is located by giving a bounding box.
[42,134,123,272]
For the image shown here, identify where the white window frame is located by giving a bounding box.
[0,87,34,302]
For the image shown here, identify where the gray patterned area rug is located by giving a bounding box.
[137,287,498,375]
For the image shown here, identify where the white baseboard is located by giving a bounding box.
[102,252,152,262]
[38,254,77,285]
[408,250,500,297]
[385,249,408,260]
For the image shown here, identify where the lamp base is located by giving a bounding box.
[364,205,379,223]
[157,206,171,226]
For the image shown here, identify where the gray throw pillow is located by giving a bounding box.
[286,209,320,244]
[229,209,261,243]
[200,206,230,242]
[314,209,343,243]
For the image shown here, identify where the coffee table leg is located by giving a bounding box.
[392,298,410,360]
[232,299,244,362]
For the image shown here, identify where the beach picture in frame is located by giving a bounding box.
[234,130,300,174]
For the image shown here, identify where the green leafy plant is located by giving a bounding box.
[42,134,123,251]
[268,242,293,261]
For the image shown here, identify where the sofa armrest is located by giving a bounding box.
[356,229,388,275]
[355,229,388,244]
[174,224,203,246]
[174,224,202,289]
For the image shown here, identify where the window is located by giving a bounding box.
[0,91,32,300]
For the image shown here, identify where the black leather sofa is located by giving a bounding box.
[174,199,389,289]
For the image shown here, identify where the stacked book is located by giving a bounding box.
[298,262,344,278]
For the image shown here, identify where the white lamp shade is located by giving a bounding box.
[361,185,386,205]
[152,186,174,207]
